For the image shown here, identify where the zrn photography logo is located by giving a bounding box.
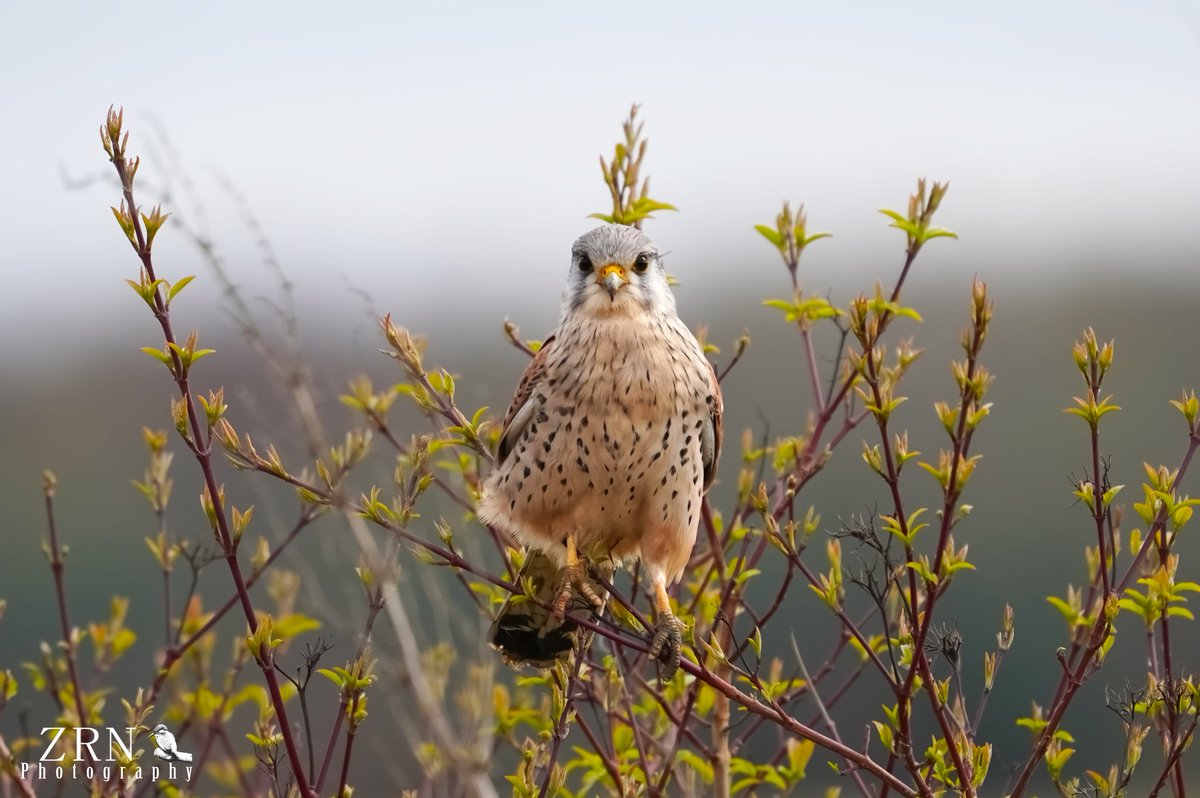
[19,723,194,784]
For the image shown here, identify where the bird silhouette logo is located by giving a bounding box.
[150,724,193,763]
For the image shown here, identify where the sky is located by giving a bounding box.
[3,0,1200,349]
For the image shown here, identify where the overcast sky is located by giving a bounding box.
[3,1,1199,343]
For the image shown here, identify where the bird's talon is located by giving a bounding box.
[648,615,683,682]
[552,561,604,619]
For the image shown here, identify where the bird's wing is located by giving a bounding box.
[700,360,723,493]
[496,334,557,464]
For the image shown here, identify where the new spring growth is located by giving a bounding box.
[1169,389,1199,431]
[245,614,283,666]
[381,314,424,377]
[196,387,227,430]
[967,277,993,348]
[139,205,170,253]
[1066,329,1121,430]
[879,178,957,254]
[1071,327,1115,383]
[170,397,189,440]
[200,483,226,546]
[100,107,135,189]
[590,104,678,228]
[754,201,832,278]
[132,427,174,515]
[998,603,1015,651]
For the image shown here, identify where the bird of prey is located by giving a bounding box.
[479,224,722,678]
[150,724,193,762]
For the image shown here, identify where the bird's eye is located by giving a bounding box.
[633,252,652,273]
[578,254,593,273]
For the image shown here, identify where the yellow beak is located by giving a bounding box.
[598,263,628,299]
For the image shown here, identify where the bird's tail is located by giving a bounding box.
[175,751,193,763]
[488,549,612,669]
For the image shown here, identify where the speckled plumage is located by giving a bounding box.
[480,224,722,669]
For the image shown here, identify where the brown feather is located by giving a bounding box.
[496,334,557,464]
[702,359,723,493]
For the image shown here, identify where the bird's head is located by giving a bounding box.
[562,224,675,319]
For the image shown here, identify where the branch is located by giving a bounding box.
[41,473,98,784]
[102,109,314,797]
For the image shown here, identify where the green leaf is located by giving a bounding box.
[905,560,938,585]
[631,198,678,214]
[167,275,195,304]
[755,225,784,248]
[677,749,715,784]
[139,346,171,366]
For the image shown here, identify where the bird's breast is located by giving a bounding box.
[478,312,712,565]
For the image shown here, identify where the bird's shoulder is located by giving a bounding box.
[497,333,559,463]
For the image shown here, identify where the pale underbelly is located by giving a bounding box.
[486,402,706,563]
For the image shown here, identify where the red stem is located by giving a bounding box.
[108,136,314,798]
[43,486,99,786]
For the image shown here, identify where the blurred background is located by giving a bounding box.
[3,0,1200,793]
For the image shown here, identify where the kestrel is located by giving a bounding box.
[478,224,722,677]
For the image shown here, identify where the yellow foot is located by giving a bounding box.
[648,614,683,682]
[551,561,604,619]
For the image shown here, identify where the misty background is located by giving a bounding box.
[3,0,1200,792]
